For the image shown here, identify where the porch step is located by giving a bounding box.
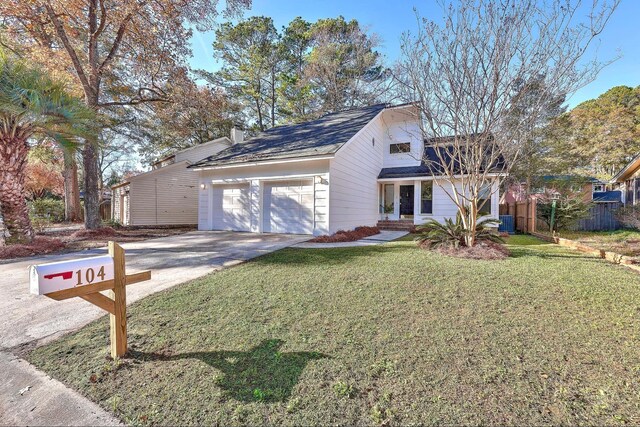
[376,220,416,232]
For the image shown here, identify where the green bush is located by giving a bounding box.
[415,213,504,249]
[536,196,592,232]
[29,198,65,223]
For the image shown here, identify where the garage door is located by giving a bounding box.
[211,184,251,231]
[263,180,314,234]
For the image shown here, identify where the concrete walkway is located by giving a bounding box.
[0,231,308,426]
[292,230,408,248]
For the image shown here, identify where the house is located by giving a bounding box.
[188,103,501,236]
[612,154,640,206]
[503,175,621,204]
[111,135,236,226]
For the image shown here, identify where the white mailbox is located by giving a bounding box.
[29,255,115,295]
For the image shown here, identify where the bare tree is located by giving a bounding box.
[396,0,619,246]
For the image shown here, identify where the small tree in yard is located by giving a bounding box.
[536,191,592,232]
[0,48,95,244]
[396,0,619,247]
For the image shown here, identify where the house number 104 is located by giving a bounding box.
[75,266,106,287]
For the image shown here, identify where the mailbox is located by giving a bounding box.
[29,255,115,295]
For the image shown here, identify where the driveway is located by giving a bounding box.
[0,231,308,426]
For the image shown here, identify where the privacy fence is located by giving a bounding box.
[499,200,623,233]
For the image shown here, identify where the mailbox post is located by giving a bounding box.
[30,241,150,358]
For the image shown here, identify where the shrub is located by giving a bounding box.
[614,205,640,230]
[415,214,504,249]
[536,192,592,232]
[29,197,65,223]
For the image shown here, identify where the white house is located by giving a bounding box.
[112,136,235,226]
[189,103,501,235]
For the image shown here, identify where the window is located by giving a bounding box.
[593,183,605,193]
[421,181,433,214]
[478,184,492,215]
[389,143,411,154]
[380,184,394,214]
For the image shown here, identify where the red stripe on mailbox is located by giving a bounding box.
[44,271,73,280]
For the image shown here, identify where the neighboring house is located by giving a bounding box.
[188,103,502,236]
[504,175,620,204]
[612,154,640,206]
[112,135,236,226]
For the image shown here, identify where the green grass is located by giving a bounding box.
[27,236,640,425]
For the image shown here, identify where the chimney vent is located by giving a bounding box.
[231,127,244,144]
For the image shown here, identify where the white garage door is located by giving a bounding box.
[263,180,314,234]
[211,184,251,231]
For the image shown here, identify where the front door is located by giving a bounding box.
[399,185,414,217]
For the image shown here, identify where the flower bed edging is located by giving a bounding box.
[529,231,640,274]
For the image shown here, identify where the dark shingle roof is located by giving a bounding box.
[378,145,505,179]
[189,104,391,169]
[592,191,622,203]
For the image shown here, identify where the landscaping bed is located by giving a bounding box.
[26,235,640,425]
[0,225,195,260]
[308,226,380,243]
[539,229,640,260]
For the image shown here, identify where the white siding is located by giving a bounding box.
[129,161,198,225]
[328,114,385,233]
[381,109,423,168]
[413,178,500,225]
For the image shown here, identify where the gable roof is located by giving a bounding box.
[188,103,394,169]
[612,153,640,182]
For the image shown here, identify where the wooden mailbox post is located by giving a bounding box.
[29,241,151,358]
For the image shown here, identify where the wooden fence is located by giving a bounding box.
[574,202,622,231]
[100,200,111,221]
[500,200,623,233]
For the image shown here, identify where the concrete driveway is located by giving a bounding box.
[0,231,308,426]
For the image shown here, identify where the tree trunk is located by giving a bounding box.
[62,149,82,222]
[0,136,35,243]
[82,142,101,229]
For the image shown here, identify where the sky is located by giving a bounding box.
[188,0,640,110]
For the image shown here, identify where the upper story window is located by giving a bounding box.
[592,183,605,193]
[389,143,411,154]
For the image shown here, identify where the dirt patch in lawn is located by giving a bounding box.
[309,226,380,243]
[0,225,195,260]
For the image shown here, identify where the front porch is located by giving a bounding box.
[378,179,433,225]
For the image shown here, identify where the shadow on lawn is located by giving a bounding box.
[131,339,328,403]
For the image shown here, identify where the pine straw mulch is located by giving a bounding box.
[309,226,380,243]
[0,225,195,260]
[0,236,67,259]
[420,240,511,260]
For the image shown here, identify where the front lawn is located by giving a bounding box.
[550,229,640,258]
[27,235,640,425]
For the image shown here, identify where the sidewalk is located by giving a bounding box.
[292,230,408,248]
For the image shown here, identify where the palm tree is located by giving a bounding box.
[0,47,96,244]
